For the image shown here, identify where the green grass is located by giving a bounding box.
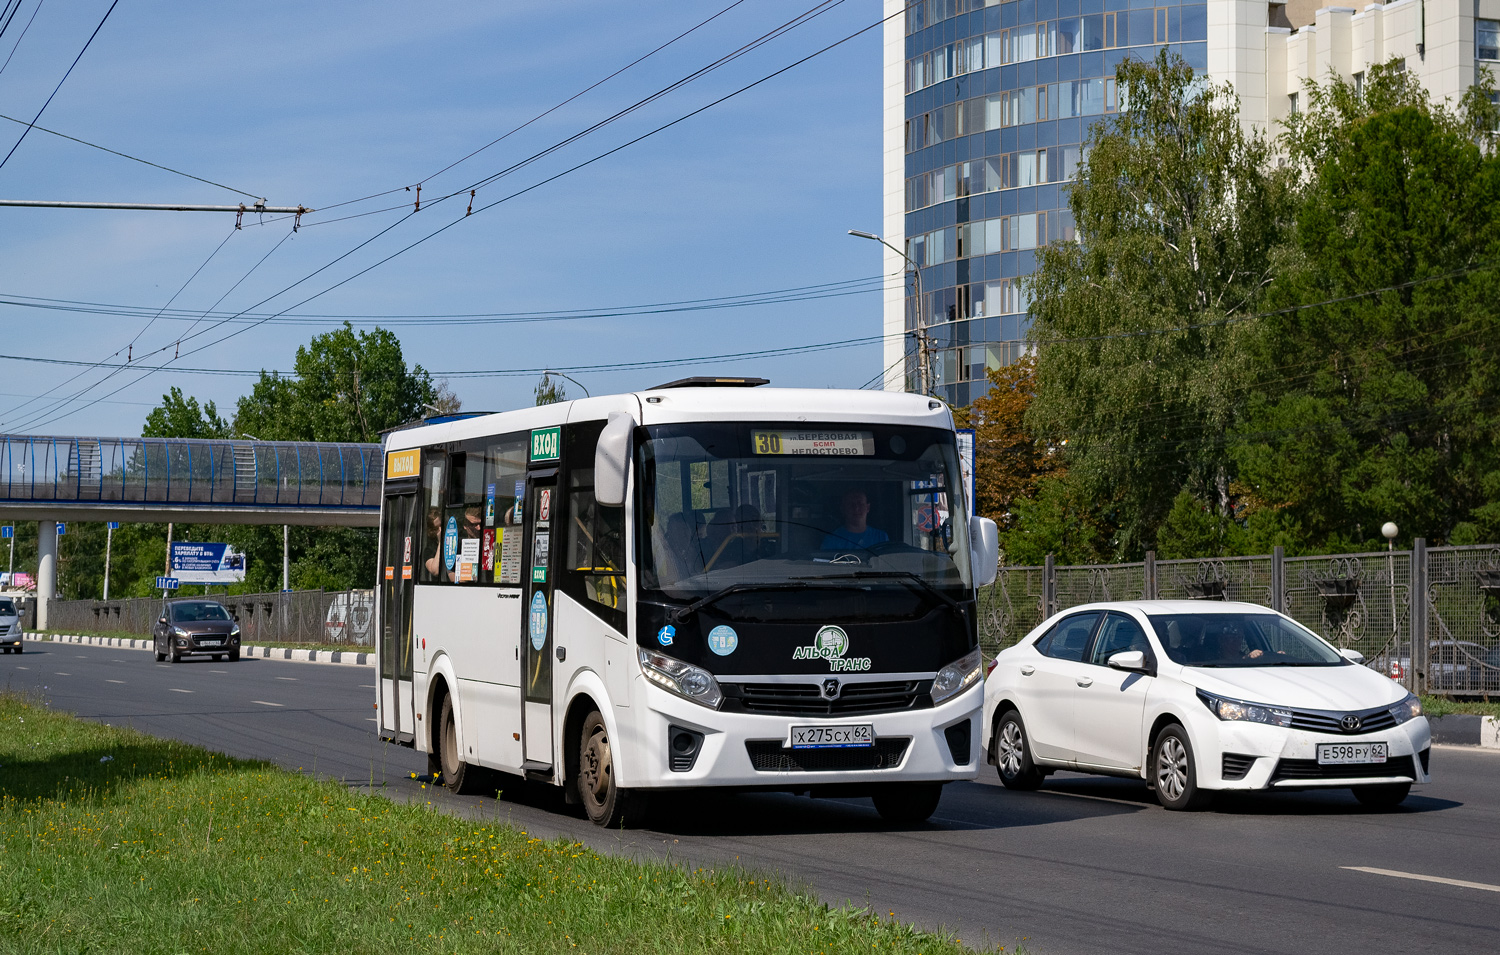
[0,693,983,954]
[1421,695,1500,718]
[36,630,365,654]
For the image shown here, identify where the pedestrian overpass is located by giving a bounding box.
[0,433,383,628]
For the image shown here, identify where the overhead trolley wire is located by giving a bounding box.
[0,0,121,174]
[0,0,43,75]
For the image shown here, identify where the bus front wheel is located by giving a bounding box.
[578,710,645,828]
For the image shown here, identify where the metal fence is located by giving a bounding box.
[983,541,1500,698]
[44,589,376,646]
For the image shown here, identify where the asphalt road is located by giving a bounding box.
[6,638,1499,955]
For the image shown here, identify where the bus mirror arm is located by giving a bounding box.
[595,412,634,507]
[970,515,999,587]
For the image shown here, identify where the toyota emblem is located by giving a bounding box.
[821,678,841,700]
[1340,714,1362,732]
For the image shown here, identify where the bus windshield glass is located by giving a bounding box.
[637,422,972,610]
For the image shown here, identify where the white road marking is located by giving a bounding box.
[366,718,378,722]
[54,672,70,676]
[106,680,125,684]
[275,676,298,681]
[15,666,27,670]
[251,700,283,707]
[1342,866,1500,894]
[169,688,193,694]
[359,684,376,689]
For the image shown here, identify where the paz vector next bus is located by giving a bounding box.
[374,378,999,826]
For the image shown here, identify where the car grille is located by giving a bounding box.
[722,680,931,718]
[1286,704,1399,735]
[1221,753,1257,780]
[1270,754,1416,782]
[745,738,910,772]
[0,624,10,634]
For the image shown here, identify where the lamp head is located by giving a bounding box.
[1381,522,1399,540]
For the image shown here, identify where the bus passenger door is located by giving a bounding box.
[379,491,418,743]
[521,470,558,772]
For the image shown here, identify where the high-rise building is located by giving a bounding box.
[881,0,1500,404]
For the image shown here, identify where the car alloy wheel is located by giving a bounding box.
[1156,736,1189,801]
[993,709,1045,791]
[1151,724,1211,811]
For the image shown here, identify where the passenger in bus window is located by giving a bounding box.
[820,489,890,551]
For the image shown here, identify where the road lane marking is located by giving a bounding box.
[251,700,283,707]
[106,680,125,684]
[170,688,193,694]
[209,670,227,674]
[359,685,376,689]
[366,718,378,722]
[15,666,27,670]
[275,677,298,681]
[1342,866,1500,894]
[54,672,70,676]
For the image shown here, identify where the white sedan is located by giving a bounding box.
[981,601,1431,810]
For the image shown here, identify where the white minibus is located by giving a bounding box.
[375,379,998,826]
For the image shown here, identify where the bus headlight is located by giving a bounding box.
[931,648,982,705]
[638,648,723,709]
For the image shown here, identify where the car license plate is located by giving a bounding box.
[1316,742,1388,765]
[789,724,874,749]
[200,639,222,647]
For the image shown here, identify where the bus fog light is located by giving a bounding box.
[931,649,982,705]
[639,648,723,709]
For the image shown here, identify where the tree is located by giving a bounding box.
[534,372,565,406]
[235,323,437,442]
[1023,51,1292,560]
[142,387,229,438]
[961,357,1064,532]
[1231,62,1500,550]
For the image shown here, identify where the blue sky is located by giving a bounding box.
[0,0,889,436]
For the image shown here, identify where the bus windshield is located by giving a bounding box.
[637,422,972,611]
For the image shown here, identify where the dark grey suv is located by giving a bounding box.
[153,600,241,663]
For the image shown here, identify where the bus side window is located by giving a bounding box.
[483,434,528,585]
[419,454,445,583]
[562,421,626,630]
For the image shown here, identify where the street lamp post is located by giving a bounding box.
[1381,521,1406,690]
[848,229,932,396]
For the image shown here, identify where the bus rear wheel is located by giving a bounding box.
[871,782,944,824]
[578,710,644,828]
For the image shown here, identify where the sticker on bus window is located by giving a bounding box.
[402,536,412,563]
[444,517,458,571]
[707,625,738,656]
[401,565,412,580]
[530,427,561,462]
[485,484,496,527]
[498,529,522,584]
[539,488,552,522]
[528,592,548,649]
[532,531,550,583]
[384,566,394,581]
[514,481,525,523]
[481,529,495,572]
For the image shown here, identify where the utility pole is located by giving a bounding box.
[283,525,290,591]
[847,230,933,397]
[103,522,115,600]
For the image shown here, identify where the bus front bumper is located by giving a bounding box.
[625,682,982,790]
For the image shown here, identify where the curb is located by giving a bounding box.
[1428,714,1500,749]
[38,633,374,667]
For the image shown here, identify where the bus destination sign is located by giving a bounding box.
[751,430,874,456]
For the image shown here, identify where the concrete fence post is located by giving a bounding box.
[1144,550,1157,600]
[1271,546,1285,613]
[1411,537,1427,696]
[1043,554,1056,618]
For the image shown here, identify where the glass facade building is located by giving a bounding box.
[892,0,1208,406]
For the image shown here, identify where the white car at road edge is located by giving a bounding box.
[981,600,1431,810]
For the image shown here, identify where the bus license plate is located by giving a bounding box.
[1316,742,1387,765]
[789,724,874,749]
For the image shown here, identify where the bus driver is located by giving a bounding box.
[821,489,889,551]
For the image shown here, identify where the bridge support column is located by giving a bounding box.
[36,520,57,630]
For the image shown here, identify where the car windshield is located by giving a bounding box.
[1149,612,1346,667]
[0,598,14,615]
[171,602,232,623]
[636,421,972,613]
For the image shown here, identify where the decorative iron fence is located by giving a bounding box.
[982,541,1499,698]
[44,589,375,646]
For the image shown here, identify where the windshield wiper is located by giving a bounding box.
[792,570,966,615]
[670,581,814,623]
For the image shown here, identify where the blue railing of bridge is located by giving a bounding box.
[0,435,382,509]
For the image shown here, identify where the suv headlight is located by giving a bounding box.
[172,627,188,638]
[638,648,723,709]
[1198,691,1292,727]
[1388,693,1423,725]
[931,648,982,705]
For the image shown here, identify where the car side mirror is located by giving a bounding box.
[1107,650,1149,672]
[1339,648,1365,664]
[594,412,634,507]
[969,515,998,587]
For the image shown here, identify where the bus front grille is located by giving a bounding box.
[722,680,931,717]
[744,738,910,772]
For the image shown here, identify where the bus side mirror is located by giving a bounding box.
[969,515,998,587]
[594,412,634,507]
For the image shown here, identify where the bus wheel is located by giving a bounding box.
[578,710,644,828]
[438,694,484,795]
[871,782,944,824]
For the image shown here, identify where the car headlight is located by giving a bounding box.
[1198,691,1292,727]
[230,626,241,638]
[172,627,188,638]
[932,648,983,705]
[638,648,723,709]
[1388,693,1423,725]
